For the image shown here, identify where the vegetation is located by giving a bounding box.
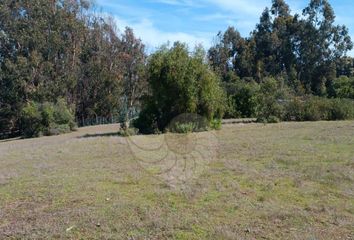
[20,99,76,137]
[1,1,353,238]
[0,0,354,138]
[0,0,146,138]
[0,121,353,239]
[134,43,225,134]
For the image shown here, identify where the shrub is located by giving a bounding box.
[134,43,225,134]
[256,78,284,122]
[20,102,43,138]
[333,76,354,99]
[283,97,305,121]
[282,96,354,122]
[166,113,210,133]
[53,98,76,130]
[266,115,281,123]
[224,81,259,118]
[303,97,327,121]
[169,122,197,133]
[133,100,159,134]
[210,118,222,130]
[19,99,76,138]
[329,98,354,120]
[48,124,71,136]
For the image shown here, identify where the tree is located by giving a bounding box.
[120,27,147,129]
[253,7,275,80]
[134,42,225,134]
[296,0,353,95]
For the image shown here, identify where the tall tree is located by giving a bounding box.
[296,0,353,94]
[120,27,147,129]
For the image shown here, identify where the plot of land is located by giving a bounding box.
[0,122,353,239]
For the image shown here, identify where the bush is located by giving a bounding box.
[48,124,71,136]
[53,98,76,129]
[210,118,222,130]
[282,96,354,122]
[224,80,259,118]
[256,78,284,122]
[20,102,43,138]
[333,76,354,99]
[169,122,197,133]
[132,100,159,134]
[302,97,330,121]
[20,99,76,138]
[283,97,305,121]
[134,43,225,134]
[329,98,354,120]
[166,113,210,133]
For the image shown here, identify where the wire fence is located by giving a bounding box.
[77,110,139,128]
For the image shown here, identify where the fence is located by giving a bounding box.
[77,111,139,128]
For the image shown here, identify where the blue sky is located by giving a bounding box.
[95,0,354,56]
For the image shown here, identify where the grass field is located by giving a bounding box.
[0,121,353,239]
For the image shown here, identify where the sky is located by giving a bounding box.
[95,0,354,56]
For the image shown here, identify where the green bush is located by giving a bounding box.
[282,96,354,122]
[329,98,354,120]
[20,102,44,138]
[224,80,259,118]
[210,118,222,130]
[53,98,76,129]
[256,78,284,122]
[333,76,354,99]
[133,100,159,134]
[169,122,197,133]
[303,97,330,121]
[134,43,225,134]
[48,124,71,136]
[283,97,305,121]
[20,99,76,138]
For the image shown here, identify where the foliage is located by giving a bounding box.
[210,118,222,130]
[256,78,285,122]
[223,80,260,118]
[332,76,354,99]
[20,100,76,138]
[20,102,44,138]
[0,0,146,137]
[283,96,354,121]
[169,122,197,134]
[1,0,354,139]
[135,43,225,134]
[208,0,353,95]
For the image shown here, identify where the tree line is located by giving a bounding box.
[0,0,146,137]
[1,0,354,138]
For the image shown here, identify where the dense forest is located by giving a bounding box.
[1,0,354,138]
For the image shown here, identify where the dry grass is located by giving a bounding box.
[0,122,353,239]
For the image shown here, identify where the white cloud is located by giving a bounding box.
[150,0,202,7]
[194,13,234,22]
[206,0,268,16]
[113,16,212,51]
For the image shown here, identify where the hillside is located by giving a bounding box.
[0,122,353,239]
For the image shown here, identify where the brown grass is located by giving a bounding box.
[0,122,353,239]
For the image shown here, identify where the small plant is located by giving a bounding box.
[210,118,222,130]
[169,122,197,133]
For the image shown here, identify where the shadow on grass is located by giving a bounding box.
[78,132,121,138]
[0,137,22,143]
